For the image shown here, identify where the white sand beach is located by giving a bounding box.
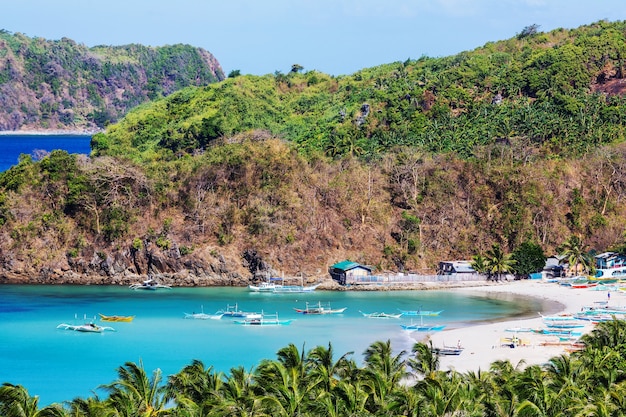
[419,280,619,373]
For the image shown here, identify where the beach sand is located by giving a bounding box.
[416,280,618,373]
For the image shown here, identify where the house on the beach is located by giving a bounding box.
[437,260,475,275]
[543,255,566,278]
[328,260,372,285]
[594,251,626,278]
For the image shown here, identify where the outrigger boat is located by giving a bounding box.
[294,302,347,315]
[248,280,320,293]
[184,306,223,320]
[401,322,446,332]
[400,314,446,332]
[57,323,115,333]
[234,312,291,326]
[57,315,116,333]
[129,279,172,290]
[216,303,257,318]
[360,311,402,319]
[431,344,463,356]
[399,309,443,316]
[99,313,135,322]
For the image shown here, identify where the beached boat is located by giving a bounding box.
[248,281,320,293]
[57,322,115,333]
[431,345,463,356]
[294,301,347,315]
[233,312,291,326]
[98,313,134,322]
[398,309,443,316]
[360,311,402,319]
[129,279,172,290]
[533,328,582,337]
[543,321,585,329]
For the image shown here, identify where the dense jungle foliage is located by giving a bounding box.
[2,319,626,416]
[0,29,224,131]
[2,21,626,281]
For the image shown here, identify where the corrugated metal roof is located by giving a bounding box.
[331,260,364,271]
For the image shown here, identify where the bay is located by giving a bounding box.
[0,284,549,406]
[0,134,92,172]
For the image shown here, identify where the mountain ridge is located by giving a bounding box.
[0,30,225,132]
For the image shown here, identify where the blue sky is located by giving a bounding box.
[2,0,625,76]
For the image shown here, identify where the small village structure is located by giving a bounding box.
[328,260,373,285]
[328,259,484,286]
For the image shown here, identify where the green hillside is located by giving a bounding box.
[2,20,626,284]
[94,20,626,163]
[0,30,225,131]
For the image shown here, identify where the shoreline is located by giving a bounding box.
[419,280,612,373]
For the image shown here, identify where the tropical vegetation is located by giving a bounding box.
[0,29,224,131]
[2,319,626,416]
[2,21,626,280]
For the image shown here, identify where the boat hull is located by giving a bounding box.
[99,313,134,322]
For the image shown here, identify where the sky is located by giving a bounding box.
[2,0,625,77]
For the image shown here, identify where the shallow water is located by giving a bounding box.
[0,284,550,405]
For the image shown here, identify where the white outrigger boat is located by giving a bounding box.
[57,315,116,333]
[184,305,223,320]
[129,278,172,290]
[360,311,403,319]
[294,301,347,315]
[233,312,291,326]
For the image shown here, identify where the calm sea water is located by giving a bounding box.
[0,285,552,405]
[0,134,92,172]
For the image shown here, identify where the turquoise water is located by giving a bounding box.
[0,285,550,405]
[0,134,92,172]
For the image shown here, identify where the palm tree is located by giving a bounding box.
[485,243,516,281]
[408,341,439,379]
[165,359,224,413]
[99,361,168,417]
[560,235,593,276]
[361,340,407,415]
[213,366,262,417]
[0,383,66,417]
[470,253,489,277]
[306,342,353,393]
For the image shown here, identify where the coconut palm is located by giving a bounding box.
[166,360,223,404]
[165,360,224,415]
[485,243,516,281]
[99,361,168,417]
[408,341,439,379]
[470,253,489,276]
[306,342,354,393]
[560,235,593,276]
[212,366,263,417]
[66,396,112,417]
[0,383,66,417]
[361,340,407,415]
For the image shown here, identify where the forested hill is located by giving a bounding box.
[3,21,626,286]
[93,20,626,162]
[0,30,225,132]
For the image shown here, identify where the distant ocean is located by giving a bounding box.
[0,134,92,172]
